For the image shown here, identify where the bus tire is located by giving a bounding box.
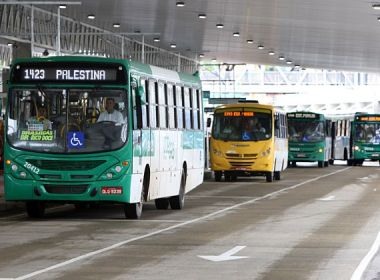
[291,161,296,167]
[324,161,329,167]
[155,198,169,210]
[329,159,334,165]
[318,161,323,168]
[274,171,281,180]
[214,171,222,182]
[170,168,186,210]
[266,172,273,182]
[347,159,353,166]
[124,173,146,219]
[26,201,45,218]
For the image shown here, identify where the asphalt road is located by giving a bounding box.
[1,162,380,280]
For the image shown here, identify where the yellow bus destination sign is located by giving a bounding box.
[357,116,380,121]
[224,111,255,117]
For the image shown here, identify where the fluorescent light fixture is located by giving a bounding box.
[268,50,275,55]
[211,58,217,62]
[113,23,120,28]
[278,56,285,60]
[216,23,224,29]
[87,14,95,19]
[373,4,380,9]
[153,38,160,42]
[377,17,380,21]
[170,43,177,48]
[7,42,13,47]
[257,45,264,50]
[294,64,301,68]
[246,40,254,44]
[198,14,207,19]
[233,32,240,37]
[286,60,292,64]
[59,4,66,9]
[199,53,205,58]
[176,1,185,7]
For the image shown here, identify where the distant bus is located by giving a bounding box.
[209,101,288,182]
[287,111,332,167]
[348,113,380,166]
[4,56,204,219]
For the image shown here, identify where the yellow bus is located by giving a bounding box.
[209,101,288,182]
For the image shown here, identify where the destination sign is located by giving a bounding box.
[357,116,380,122]
[11,62,126,84]
[287,113,318,119]
[224,111,254,117]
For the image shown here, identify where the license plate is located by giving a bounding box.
[101,187,123,195]
[297,153,306,158]
[372,153,379,157]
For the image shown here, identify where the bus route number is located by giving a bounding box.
[24,69,46,80]
[24,162,40,174]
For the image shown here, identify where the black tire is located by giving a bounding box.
[347,159,353,166]
[318,161,323,168]
[26,201,45,218]
[274,171,281,180]
[291,161,296,167]
[170,169,186,210]
[329,159,334,165]
[214,171,222,182]
[324,161,329,167]
[266,172,273,182]
[124,176,145,219]
[155,198,169,210]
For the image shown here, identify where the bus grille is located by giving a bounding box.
[226,153,257,159]
[229,161,254,167]
[27,160,106,171]
[44,184,89,194]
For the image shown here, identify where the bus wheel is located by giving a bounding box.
[170,169,186,210]
[214,171,222,182]
[124,188,144,219]
[266,172,273,182]
[225,172,232,182]
[274,171,281,180]
[324,161,329,167]
[291,161,296,167]
[318,161,323,168]
[347,159,353,166]
[231,173,238,181]
[26,201,45,218]
[329,159,334,165]
[155,198,169,210]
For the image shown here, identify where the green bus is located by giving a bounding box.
[4,56,204,219]
[348,113,380,166]
[287,111,332,168]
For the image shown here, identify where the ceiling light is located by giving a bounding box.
[113,23,120,28]
[233,32,240,37]
[286,60,292,64]
[278,56,285,60]
[372,4,380,9]
[199,53,205,58]
[198,14,207,19]
[87,14,95,19]
[246,40,254,44]
[59,4,66,9]
[170,43,177,48]
[176,1,185,7]
[377,17,380,21]
[268,50,275,55]
[216,23,224,29]
[294,64,301,68]
[153,38,160,42]
[7,42,13,47]
[257,45,264,50]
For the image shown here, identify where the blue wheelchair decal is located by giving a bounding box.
[68,131,84,148]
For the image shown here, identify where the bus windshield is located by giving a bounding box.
[288,120,325,143]
[354,123,380,144]
[212,111,271,141]
[7,87,128,153]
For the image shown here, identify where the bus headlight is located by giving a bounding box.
[318,148,323,153]
[100,163,128,180]
[212,148,223,157]
[354,146,360,151]
[261,147,271,157]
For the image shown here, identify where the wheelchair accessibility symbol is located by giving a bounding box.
[68,132,84,148]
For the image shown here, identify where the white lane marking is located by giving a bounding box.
[198,246,249,262]
[351,231,380,280]
[7,167,351,280]
[317,195,335,201]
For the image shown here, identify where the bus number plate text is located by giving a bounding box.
[101,187,123,195]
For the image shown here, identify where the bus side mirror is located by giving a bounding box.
[207,117,212,128]
[275,119,280,129]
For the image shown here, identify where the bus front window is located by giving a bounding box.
[288,120,324,143]
[354,123,380,144]
[7,88,128,153]
[212,112,271,141]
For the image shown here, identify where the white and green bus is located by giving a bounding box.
[4,56,204,219]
